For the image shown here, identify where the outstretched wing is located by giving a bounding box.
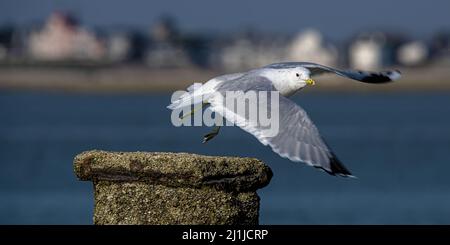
[210,75,353,177]
[266,62,401,84]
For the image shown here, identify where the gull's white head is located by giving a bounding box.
[258,66,315,96]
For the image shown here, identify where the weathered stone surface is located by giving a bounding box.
[73,150,272,225]
[93,181,259,225]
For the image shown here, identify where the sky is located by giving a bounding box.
[1,0,449,40]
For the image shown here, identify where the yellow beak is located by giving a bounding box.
[306,78,315,86]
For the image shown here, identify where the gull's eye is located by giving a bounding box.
[296,73,300,77]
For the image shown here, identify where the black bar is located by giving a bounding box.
[1,226,450,243]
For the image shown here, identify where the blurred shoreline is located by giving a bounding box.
[1,11,449,95]
[0,64,449,93]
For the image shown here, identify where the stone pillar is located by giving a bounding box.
[73,150,272,225]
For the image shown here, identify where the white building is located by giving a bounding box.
[219,37,286,71]
[349,32,404,70]
[397,41,428,66]
[218,29,339,71]
[288,29,338,66]
[349,33,386,70]
[107,33,132,62]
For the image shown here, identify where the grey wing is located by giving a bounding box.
[267,62,401,84]
[274,96,352,176]
[211,75,353,177]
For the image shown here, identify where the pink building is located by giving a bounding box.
[28,12,105,61]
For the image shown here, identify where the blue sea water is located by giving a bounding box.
[0,90,450,224]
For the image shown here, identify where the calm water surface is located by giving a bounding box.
[0,91,449,224]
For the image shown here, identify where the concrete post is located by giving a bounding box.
[74,150,272,225]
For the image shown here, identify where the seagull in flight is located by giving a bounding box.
[168,62,401,177]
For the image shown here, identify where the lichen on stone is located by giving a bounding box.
[74,150,272,192]
[73,150,273,225]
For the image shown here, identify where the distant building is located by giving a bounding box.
[106,33,132,62]
[397,41,429,66]
[217,32,287,71]
[216,29,339,71]
[145,16,192,68]
[151,16,179,43]
[104,31,150,63]
[349,32,404,70]
[145,42,191,68]
[28,11,105,61]
[288,29,338,67]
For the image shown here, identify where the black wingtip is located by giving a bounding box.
[360,73,393,84]
[321,153,355,178]
[357,69,401,84]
